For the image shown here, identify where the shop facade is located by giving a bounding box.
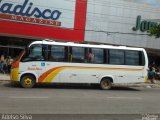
[0,0,160,65]
[0,0,87,58]
[85,0,160,65]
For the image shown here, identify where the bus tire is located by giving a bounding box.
[100,78,112,90]
[20,75,36,88]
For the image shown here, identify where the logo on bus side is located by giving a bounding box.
[41,63,45,67]
[0,0,62,27]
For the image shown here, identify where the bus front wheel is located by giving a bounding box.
[100,78,112,90]
[20,75,36,88]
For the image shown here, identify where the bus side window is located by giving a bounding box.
[87,48,95,63]
[125,50,139,66]
[72,47,85,63]
[139,51,145,66]
[49,45,66,62]
[90,48,104,64]
[109,49,125,65]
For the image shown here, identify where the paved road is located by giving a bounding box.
[0,82,160,119]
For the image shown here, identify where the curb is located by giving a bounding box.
[0,80,10,83]
[113,83,160,88]
[0,80,11,82]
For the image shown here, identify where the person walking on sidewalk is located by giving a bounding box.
[148,67,156,84]
[0,55,6,74]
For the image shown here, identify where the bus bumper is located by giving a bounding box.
[10,68,19,81]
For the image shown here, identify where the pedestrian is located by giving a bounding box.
[7,56,13,73]
[148,67,156,84]
[0,54,6,74]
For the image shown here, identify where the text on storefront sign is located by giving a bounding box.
[0,0,62,26]
[133,15,159,32]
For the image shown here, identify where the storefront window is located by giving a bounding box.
[0,36,33,59]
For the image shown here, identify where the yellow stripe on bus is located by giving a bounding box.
[40,66,144,83]
[43,67,65,83]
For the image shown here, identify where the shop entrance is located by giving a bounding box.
[146,49,160,66]
[0,46,24,58]
[0,36,34,74]
[0,36,34,59]
[146,49,160,80]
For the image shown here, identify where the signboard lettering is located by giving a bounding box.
[0,0,62,26]
[133,15,159,32]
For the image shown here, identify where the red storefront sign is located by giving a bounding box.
[0,0,87,42]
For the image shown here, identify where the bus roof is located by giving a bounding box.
[29,40,145,51]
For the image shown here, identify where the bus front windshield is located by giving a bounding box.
[21,44,45,62]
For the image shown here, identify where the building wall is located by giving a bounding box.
[1,0,160,50]
[0,0,87,42]
[85,0,160,49]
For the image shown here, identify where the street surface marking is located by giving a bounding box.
[9,96,49,99]
[107,97,142,100]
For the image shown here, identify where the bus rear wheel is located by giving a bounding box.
[100,78,112,90]
[20,75,35,88]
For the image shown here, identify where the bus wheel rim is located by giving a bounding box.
[102,81,109,88]
[24,78,32,87]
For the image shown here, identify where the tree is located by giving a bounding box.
[149,24,160,38]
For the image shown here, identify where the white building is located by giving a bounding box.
[85,0,160,65]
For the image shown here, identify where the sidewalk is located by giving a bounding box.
[114,81,160,88]
[0,73,10,81]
